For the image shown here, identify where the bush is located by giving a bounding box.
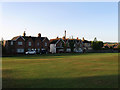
[91,41,103,50]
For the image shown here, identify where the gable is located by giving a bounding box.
[16,36,25,41]
[42,37,49,42]
[12,36,25,41]
[56,39,65,44]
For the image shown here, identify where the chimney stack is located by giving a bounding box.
[38,33,41,38]
[65,30,66,39]
[82,37,85,41]
[23,31,26,36]
[56,36,59,39]
[77,37,78,40]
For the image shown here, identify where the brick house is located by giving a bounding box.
[3,31,49,54]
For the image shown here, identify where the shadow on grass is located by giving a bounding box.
[2,75,118,88]
[3,53,116,59]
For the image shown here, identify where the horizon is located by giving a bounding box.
[1,2,118,42]
[1,31,118,43]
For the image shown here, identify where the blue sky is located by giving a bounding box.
[1,2,118,42]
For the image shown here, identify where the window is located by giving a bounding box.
[60,43,62,47]
[37,42,39,46]
[17,49,24,53]
[11,41,13,45]
[38,49,40,52]
[18,42,22,45]
[28,42,31,46]
[28,48,31,51]
[67,43,69,47]
[74,44,76,47]
[45,42,47,46]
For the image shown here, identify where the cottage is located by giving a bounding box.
[82,37,92,50]
[50,38,65,53]
[50,31,84,53]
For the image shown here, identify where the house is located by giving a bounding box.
[50,31,84,53]
[50,38,84,53]
[102,43,110,49]
[113,43,119,49]
[50,38,65,53]
[3,31,49,54]
[82,37,92,50]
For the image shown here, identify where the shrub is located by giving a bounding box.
[91,41,103,50]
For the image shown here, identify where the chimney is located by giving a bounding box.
[23,31,26,36]
[82,37,85,41]
[38,33,41,38]
[65,30,66,39]
[62,36,65,40]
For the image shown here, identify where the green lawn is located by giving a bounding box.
[2,53,118,88]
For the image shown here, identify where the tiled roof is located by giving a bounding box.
[50,38,83,44]
[12,36,47,42]
[50,40,58,44]
[11,36,20,41]
[103,43,110,48]
[83,40,91,43]
[41,37,46,41]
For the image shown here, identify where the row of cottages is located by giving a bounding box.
[50,36,91,53]
[3,31,49,54]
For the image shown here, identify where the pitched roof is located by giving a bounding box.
[12,36,47,42]
[50,38,83,44]
[11,36,20,41]
[83,40,91,43]
[22,36,30,41]
[41,37,47,41]
[103,43,110,48]
[50,40,58,44]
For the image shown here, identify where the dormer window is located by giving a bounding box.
[45,42,47,46]
[29,42,31,46]
[18,41,22,45]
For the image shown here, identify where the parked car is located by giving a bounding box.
[25,50,36,55]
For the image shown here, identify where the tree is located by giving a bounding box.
[69,40,74,52]
[118,44,120,52]
[94,37,97,42]
[1,37,6,55]
[91,41,103,50]
[110,46,113,49]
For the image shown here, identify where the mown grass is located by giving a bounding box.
[2,53,118,88]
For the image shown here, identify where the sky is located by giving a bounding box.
[0,2,118,42]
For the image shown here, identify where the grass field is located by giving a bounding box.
[2,53,118,88]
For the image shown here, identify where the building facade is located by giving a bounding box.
[3,31,50,54]
[50,31,92,53]
[50,37,85,53]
